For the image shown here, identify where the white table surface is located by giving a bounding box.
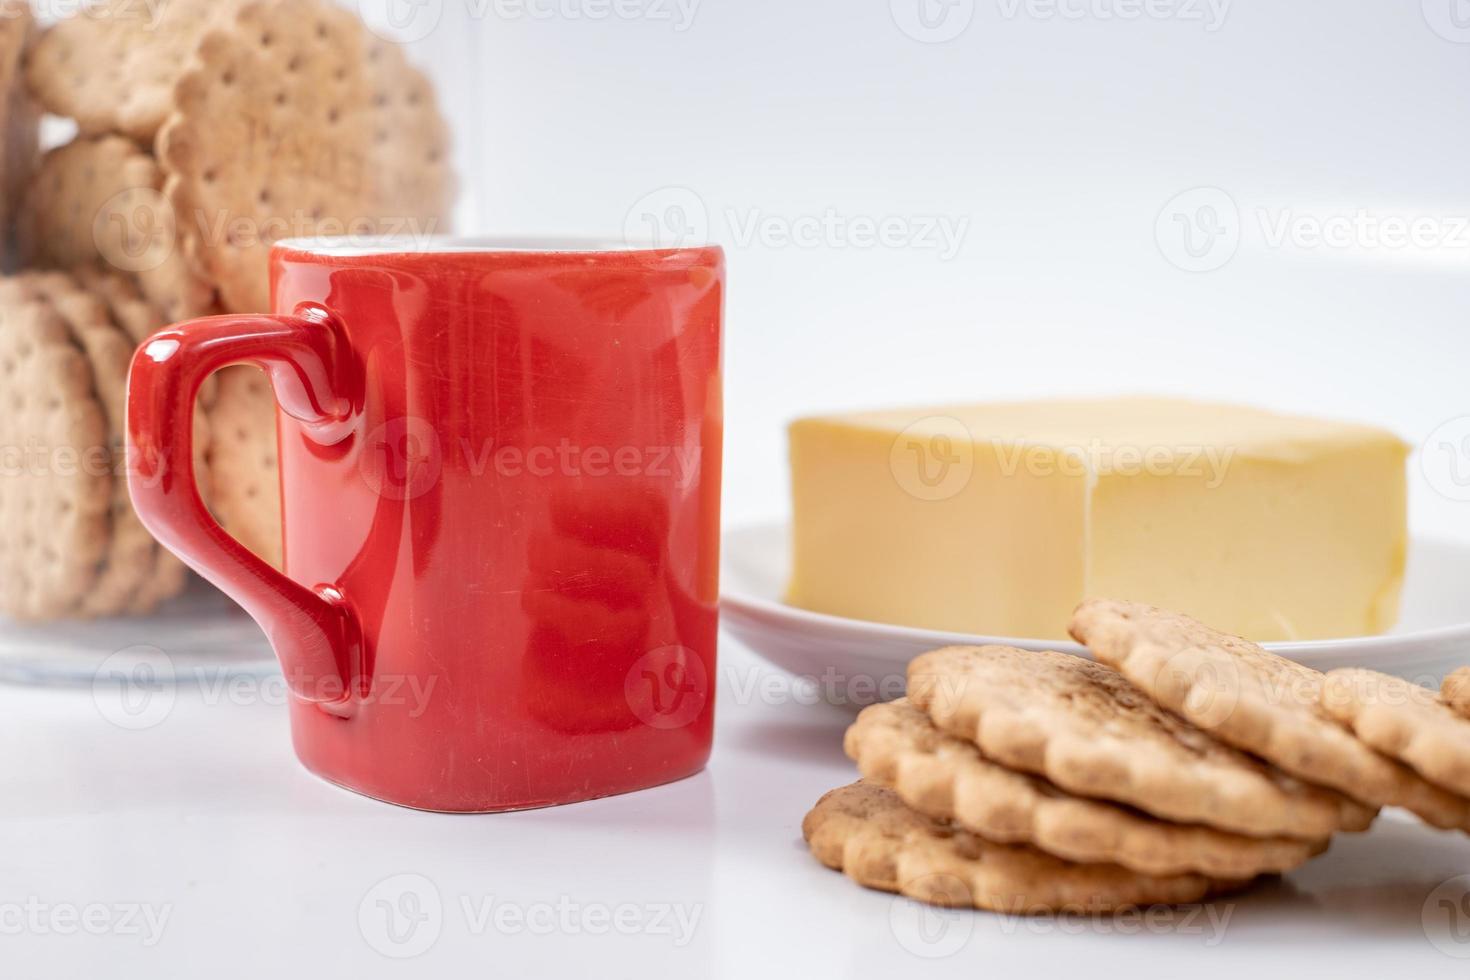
[3,633,1470,978]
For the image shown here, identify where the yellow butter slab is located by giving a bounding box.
[786,397,1408,642]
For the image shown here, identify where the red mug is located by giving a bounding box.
[127,238,724,812]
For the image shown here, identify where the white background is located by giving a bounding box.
[371,0,1470,541]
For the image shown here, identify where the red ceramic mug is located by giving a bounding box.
[127,238,724,812]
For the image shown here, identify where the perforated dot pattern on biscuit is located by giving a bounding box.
[24,0,244,141]
[156,0,455,314]
[0,273,113,619]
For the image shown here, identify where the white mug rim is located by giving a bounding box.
[274,235,715,258]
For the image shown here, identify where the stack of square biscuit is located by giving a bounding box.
[805,599,1470,913]
[0,0,453,619]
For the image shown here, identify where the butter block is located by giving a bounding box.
[786,398,1408,642]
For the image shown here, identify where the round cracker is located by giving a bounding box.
[28,271,153,617]
[1071,598,1470,833]
[17,136,215,323]
[0,274,111,620]
[906,645,1374,840]
[847,699,1327,879]
[158,0,455,314]
[803,782,1251,913]
[1321,669,1470,802]
[23,0,242,142]
[206,364,281,569]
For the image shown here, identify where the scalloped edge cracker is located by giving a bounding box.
[803,782,1252,913]
[1071,598,1470,833]
[847,699,1327,879]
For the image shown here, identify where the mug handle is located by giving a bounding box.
[126,305,363,710]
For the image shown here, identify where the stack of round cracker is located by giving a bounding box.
[805,601,1470,914]
[0,0,454,617]
[806,641,1376,913]
[0,271,194,619]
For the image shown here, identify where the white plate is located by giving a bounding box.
[0,578,276,687]
[720,522,1470,703]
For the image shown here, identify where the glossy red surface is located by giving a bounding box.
[128,243,724,811]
